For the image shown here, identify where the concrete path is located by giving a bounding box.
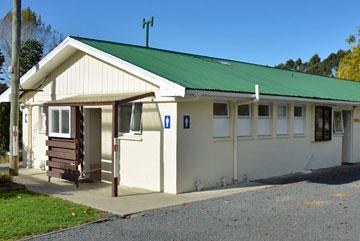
[28,164,360,241]
[14,168,272,216]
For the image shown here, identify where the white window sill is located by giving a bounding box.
[277,134,290,139]
[257,135,272,140]
[333,133,344,137]
[293,133,306,138]
[213,136,232,142]
[118,135,143,141]
[238,136,254,141]
[38,130,46,135]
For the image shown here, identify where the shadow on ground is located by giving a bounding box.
[257,163,360,185]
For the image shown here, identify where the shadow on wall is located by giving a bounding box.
[256,163,360,186]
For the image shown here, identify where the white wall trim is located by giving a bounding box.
[186,90,360,106]
[0,37,186,102]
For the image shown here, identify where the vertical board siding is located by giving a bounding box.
[31,51,158,103]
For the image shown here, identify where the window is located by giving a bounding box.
[237,104,251,136]
[277,104,288,135]
[38,106,46,132]
[293,105,305,134]
[119,103,143,135]
[258,104,271,136]
[213,102,230,137]
[315,106,332,141]
[48,106,71,138]
[333,111,344,134]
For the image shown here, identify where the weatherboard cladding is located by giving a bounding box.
[72,36,360,103]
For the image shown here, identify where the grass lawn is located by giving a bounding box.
[0,189,105,241]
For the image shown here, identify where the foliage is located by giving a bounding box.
[0,49,4,82]
[0,7,63,80]
[0,190,104,241]
[0,50,9,156]
[276,50,349,77]
[19,39,44,76]
[337,44,360,81]
[336,27,360,81]
[0,173,12,183]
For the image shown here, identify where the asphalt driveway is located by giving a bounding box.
[28,164,360,241]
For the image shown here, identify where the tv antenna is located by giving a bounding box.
[142,16,154,48]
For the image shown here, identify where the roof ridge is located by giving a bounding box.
[70,35,360,84]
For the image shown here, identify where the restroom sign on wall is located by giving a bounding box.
[183,115,190,129]
[164,115,171,129]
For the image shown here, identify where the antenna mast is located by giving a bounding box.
[142,16,154,48]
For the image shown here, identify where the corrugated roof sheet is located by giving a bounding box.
[72,36,360,103]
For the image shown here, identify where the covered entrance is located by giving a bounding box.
[44,92,154,197]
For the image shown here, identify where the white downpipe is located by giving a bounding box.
[233,84,259,183]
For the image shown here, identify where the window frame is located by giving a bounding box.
[48,106,71,138]
[237,104,252,137]
[118,103,143,136]
[258,104,271,118]
[315,106,332,142]
[294,105,304,118]
[277,104,288,118]
[213,102,229,118]
[213,101,230,138]
[276,103,288,135]
[237,104,251,118]
[333,110,344,134]
[38,106,47,132]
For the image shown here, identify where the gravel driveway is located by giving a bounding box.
[28,164,360,241]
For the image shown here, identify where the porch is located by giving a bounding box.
[14,168,271,217]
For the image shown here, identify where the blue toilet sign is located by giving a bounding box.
[164,115,171,129]
[183,115,190,129]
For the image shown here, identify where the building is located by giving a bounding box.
[1,36,360,195]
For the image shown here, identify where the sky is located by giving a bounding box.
[1,0,360,66]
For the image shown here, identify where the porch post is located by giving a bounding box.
[112,101,119,197]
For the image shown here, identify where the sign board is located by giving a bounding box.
[183,115,190,129]
[164,115,171,129]
[354,118,360,123]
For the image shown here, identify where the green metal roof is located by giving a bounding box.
[72,36,360,103]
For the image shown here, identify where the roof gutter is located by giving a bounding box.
[185,89,360,106]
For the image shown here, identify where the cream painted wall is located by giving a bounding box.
[22,50,169,192]
[177,99,233,193]
[177,98,353,193]
[159,103,178,193]
[117,103,162,191]
[351,108,360,163]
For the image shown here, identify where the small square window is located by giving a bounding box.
[258,105,270,117]
[49,106,71,138]
[238,105,250,117]
[213,103,228,116]
[119,103,143,135]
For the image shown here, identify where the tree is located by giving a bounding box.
[337,44,360,81]
[0,7,63,80]
[0,49,9,156]
[0,50,4,82]
[275,50,349,77]
[19,39,43,76]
